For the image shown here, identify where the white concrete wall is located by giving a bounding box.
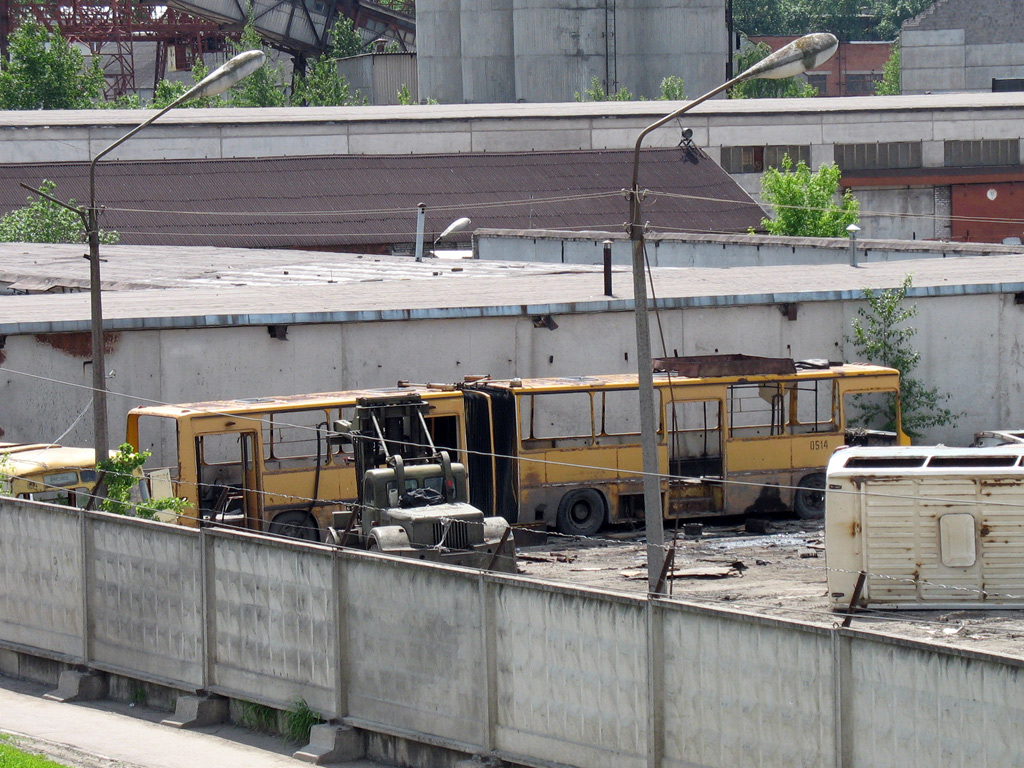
[0,283,1017,452]
[4,496,1024,767]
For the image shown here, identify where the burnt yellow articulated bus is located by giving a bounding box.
[124,355,907,542]
[125,386,466,541]
[461,355,909,536]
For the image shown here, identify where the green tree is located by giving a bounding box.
[329,16,363,58]
[0,452,12,495]
[98,443,186,519]
[849,276,959,437]
[874,44,900,95]
[291,19,365,107]
[658,76,686,100]
[872,0,933,40]
[229,23,287,107]
[151,60,224,109]
[0,180,119,244]
[574,76,633,102]
[730,43,818,98]
[758,155,859,237]
[732,0,932,40]
[0,22,104,109]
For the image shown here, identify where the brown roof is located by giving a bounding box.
[1,148,764,251]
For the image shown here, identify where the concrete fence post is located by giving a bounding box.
[480,573,497,754]
[832,630,853,768]
[80,508,91,663]
[334,550,349,720]
[646,599,664,768]
[200,528,213,690]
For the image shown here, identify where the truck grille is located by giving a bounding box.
[433,519,471,549]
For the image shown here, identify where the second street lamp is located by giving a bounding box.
[87,50,265,472]
[631,33,839,594]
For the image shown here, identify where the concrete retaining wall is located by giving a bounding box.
[0,276,1019,454]
[3,496,1024,767]
[473,229,1024,267]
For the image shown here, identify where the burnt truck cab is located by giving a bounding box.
[330,394,516,573]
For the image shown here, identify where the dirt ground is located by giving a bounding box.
[517,519,1024,659]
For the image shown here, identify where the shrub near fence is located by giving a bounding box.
[1,496,1023,767]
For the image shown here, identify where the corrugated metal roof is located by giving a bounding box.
[1,148,764,250]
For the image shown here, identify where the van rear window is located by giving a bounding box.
[843,457,927,468]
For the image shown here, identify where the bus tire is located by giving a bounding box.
[268,510,321,542]
[555,489,606,537]
[794,473,827,519]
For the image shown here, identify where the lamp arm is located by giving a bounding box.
[89,98,189,214]
[630,73,746,193]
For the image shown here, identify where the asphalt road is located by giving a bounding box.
[0,675,381,768]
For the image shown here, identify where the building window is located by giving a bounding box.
[806,73,828,95]
[844,72,881,96]
[834,142,922,171]
[945,139,1020,167]
[721,145,811,174]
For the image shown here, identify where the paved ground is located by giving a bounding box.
[522,520,1024,659]
[0,676,381,768]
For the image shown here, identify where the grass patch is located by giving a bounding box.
[284,698,323,744]
[0,736,72,767]
[237,700,277,734]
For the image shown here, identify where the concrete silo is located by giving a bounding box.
[416,0,728,103]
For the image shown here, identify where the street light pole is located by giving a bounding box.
[631,33,838,594]
[87,50,265,468]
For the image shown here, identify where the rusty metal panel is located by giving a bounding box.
[0,498,82,658]
[344,557,487,746]
[88,517,204,686]
[654,354,798,378]
[208,535,336,716]
[848,638,1024,766]
[493,585,647,768]
[661,609,836,767]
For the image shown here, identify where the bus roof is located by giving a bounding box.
[2,445,99,475]
[472,362,899,393]
[127,384,462,418]
[127,362,900,417]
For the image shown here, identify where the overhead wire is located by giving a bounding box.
[6,366,1024,611]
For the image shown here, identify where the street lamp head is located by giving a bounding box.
[739,32,838,81]
[186,50,267,101]
[438,217,472,240]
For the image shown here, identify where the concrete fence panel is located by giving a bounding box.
[846,637,1024,767]
[208,533,336,716]
[0,498,83,659]
[493,583,648,768]
[343,556,487,748]
[661,607,837,768]
[88,517,204,686]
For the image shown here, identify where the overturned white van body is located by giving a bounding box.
[825,445,1024,610]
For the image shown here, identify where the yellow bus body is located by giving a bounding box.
[125,386,466,539]
[462,361,908,533]
[124,359,907,540]
[0,443,104,508]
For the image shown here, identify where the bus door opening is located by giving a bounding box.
[195,431,261,531]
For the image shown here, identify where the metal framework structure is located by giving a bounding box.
[1,0,230,97]
[1,0,417,98]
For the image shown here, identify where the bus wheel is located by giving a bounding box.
[794,473,827,519]
[269,510,321,541]
[556,489,606,537]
